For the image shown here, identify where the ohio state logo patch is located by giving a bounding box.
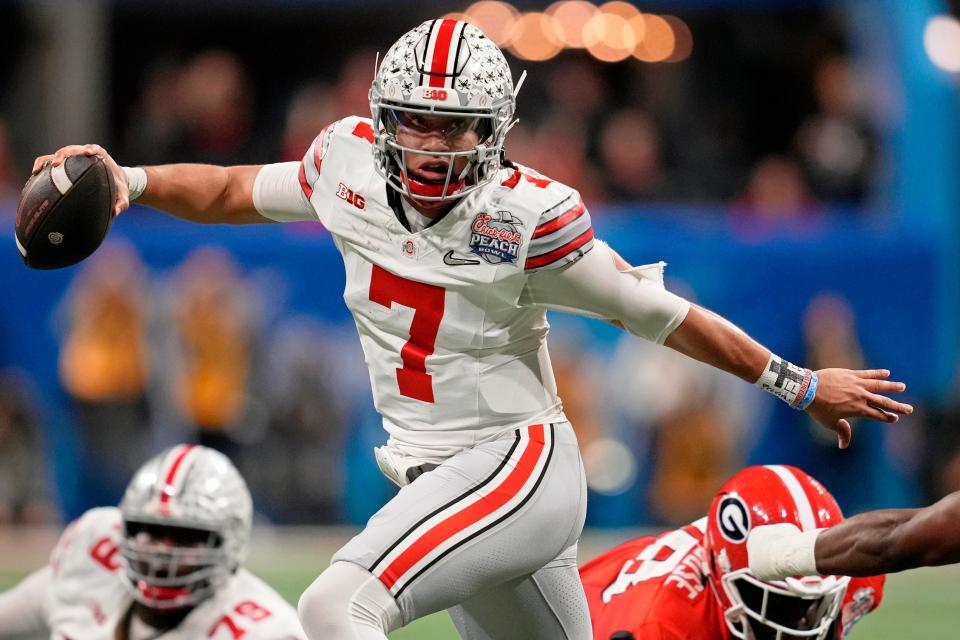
[469,211,523,265]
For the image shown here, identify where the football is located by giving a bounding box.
[14,154,115,270]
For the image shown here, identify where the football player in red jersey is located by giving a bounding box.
[748,487,960,579]
[31,18,909,640]
[581,465,885,640]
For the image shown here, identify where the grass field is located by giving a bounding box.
[2,528,958,638]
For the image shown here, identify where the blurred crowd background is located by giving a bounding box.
[0,0,959,530]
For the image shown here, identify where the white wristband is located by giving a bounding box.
[755,354,817,410]
[122,166,147,201]
[747,523,823,580]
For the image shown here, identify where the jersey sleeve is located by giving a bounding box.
[524,190,595,272]
[0,567,52,636]
[252,162,316,222]
[253,121,341,223]
[298,122,336,203]
[519,240,690,344]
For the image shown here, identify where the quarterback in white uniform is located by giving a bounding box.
[33,18,912,640]
[0,445,305,640]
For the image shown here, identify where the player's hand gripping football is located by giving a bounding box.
[806,368,912,449]
[32,144,130,217]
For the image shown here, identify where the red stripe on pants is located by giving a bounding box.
[378,425,546,589]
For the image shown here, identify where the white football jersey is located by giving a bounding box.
[43,508,304,640]
[270,116,599,453]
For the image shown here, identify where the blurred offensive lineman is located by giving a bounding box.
[581,466,886,640]
[0,445,305,639]
[33,19,912,640]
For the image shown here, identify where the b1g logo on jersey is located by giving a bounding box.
[469,211,523,265]
[336,182,365,210]
[716,495,751,542]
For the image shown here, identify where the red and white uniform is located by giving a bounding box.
[580,518,886,640]
[253,116,688,638]
[0,508,304,640]
[254,115,688,460]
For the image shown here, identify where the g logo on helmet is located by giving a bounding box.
[717,495,751,543]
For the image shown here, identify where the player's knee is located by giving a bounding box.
[298,568,343,637]
[298,561,399,639]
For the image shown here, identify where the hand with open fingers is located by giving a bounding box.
[32,144,130,217]
[805,368,912,449]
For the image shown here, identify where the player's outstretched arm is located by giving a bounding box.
[0,566,52,638]
[662,304,912,448]
[523,240,911,448]
[748,491,960,578]
[32,144,270,224]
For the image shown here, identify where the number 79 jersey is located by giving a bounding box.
[295,116,595,450]
[43,508,304,639]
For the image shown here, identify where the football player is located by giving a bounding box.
[32,19,911,640]
[581,465,885,640]
[748,486,960,579]
[0,445,305,639]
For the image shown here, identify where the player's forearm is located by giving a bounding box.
[814,510,918,576]
[0,567,51,638]
[138,164,267,224]
[818,493,960,575]
[663,304,769,383]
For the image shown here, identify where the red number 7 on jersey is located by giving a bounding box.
[369,265,446,403]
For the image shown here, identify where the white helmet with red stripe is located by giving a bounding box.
[118,444,253,610]
[370,18,519,203]
[705,465,850,640]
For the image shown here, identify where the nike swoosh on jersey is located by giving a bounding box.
[443,250,481,266]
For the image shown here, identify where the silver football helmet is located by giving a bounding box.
[118,444,253,610]
[370,19,520,203]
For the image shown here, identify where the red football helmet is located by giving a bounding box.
[705,465,849,640]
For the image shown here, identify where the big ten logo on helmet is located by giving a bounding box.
[336,183,365,210]
[717,495,751,543]
[423,89,448,101]
[469,211,523,265]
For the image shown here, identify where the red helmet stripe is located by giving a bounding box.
[785,465,840,527]
[764,464,816,531]
[159,444,197,510]
[428,19,458,87]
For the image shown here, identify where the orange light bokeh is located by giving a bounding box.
[584,11,636,63]
[546,0,599,49]
[465,1,520,47]
[509,12,564,62]
[662,15,694,63]
[600,1,641,22]
[440,11,475,23]
[633,13,676,63]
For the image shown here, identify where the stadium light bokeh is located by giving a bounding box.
[445,0,692,64]
[925,14,960,73]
